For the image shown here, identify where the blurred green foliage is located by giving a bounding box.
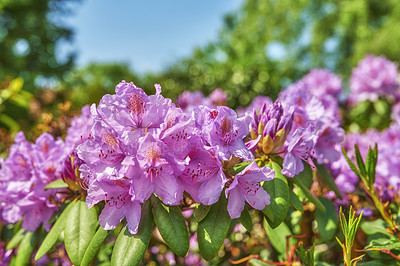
[0,0,76,91]
[58,63,139,108]
[140,0,400,108]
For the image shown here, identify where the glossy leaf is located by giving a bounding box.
[360,219,392,237]
[111,200,153,266]
[293,176,326,212]
[315,164,342,199]
[15,229,39,266]
[6,228,25,250]
[264,218,296,255]
[198,194,231,261]
[289,190,303,213]
[262,161,289,228]
[64,200,98,265]
[194,204,211,223]
[239,207,253,232]
[44,179,68,190]
[342,147,362,179]
[354,144,367,177]
[295,162,313,189]
[81,227,109,266]
[151,196,189,257]
[315,197,338,242]
[367,238,400,250]
[35,202,75,260]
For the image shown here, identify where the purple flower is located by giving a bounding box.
[282,126,317,177]
[349,55,399,105]
[178,137,227,205]
[125,133,183,205]
[200,106,253,161]
[226,162,274,218]
[250,100,293,155]
[176,91,211,112]
[303,69,342,98]
[86,179,141,234]
[209,88,227,106]
[313,125,344,164]
[392,102,400,124]
[0,132,67,231]
[237,95,272,118]
[65,105,93,152]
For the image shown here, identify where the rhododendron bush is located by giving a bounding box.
[1,54,400,265]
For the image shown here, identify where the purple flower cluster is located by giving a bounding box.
[247,69,344,178]
[0,132,66,231]
[77,81,274,233]
[331,123,400,201]
[348,55,399,105]
[0,106,94,232]
[276,69,345,173]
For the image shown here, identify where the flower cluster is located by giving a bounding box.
[348,55,399,105]
[0,105,94,232]
[0,132,66,231]
[76,81,274,234]
[330,122,400,202]
[278,69,345,169]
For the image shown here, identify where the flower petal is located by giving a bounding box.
[227,187,245,219]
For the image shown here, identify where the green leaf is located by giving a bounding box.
[361,219,392,237]
[111,200,153,266]
[293,176,326,212]
[289,190,303,213]
[198,194,231,261]
[315,198,338,242]
[151,196,189,257]
[230,161,252,175]
[6,228,25,250]
[342,147,362,179]
[81,227,109,266]
[264,218,296,255]
[295,162,313,189]
[368,238,400,250]
[35,202,75,260]
[354,144,367,177]
[44,179,68,190]
[64,200,98,265]
[194,204,211,223]
[315,164,342,199]
[239,207,252,232]
[15,229,40,266]
[262,161,289,228]
[366,146,377,186]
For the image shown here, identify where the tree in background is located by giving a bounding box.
[0,0,77,132]
[143,0,400,108]
[0,0,76,91]
[59,63,139,108]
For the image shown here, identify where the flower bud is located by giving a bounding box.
[251,100,293,155]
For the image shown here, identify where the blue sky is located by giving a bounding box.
[60,0,244,74]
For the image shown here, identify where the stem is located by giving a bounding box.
[364,185,400,239]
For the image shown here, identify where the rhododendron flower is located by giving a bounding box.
[226,162,274,218]
[199,106,253,161]
[282,125,317,177]
[179,136,226,205]
[86,179,141,234]
[126,133,184,205]
[349,55,399,105]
